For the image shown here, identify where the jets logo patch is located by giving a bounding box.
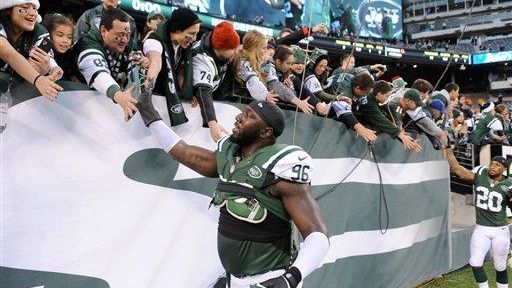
[248,166,262,178]
[171,104,184,114]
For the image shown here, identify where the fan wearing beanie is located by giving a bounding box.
[74,0,137,42]
[188,21,239,142]
[429,99,446,125]
[0,0,63,99]
[143,7,201,127]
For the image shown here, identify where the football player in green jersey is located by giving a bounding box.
[447,151,511,288]
[135,80,329,288]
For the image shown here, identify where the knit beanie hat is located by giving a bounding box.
[481,102,495,113]
[0,0,40,10]
[166,7,201,33]
[430,99,446,114]
[211,21,240,51]
[309,48,329,69]
[248,100,285,138]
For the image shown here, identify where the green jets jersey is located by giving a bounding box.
[469,112,495,145]
[76,28,138,90]
[190,33,229,93]
[213,136,313,277]
[472,166,512,227]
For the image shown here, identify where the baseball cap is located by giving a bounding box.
[403,89,425,107]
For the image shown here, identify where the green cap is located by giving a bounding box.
[290,45,309,64]
[403,89,424,107]
[392,77,407,89]
[308,47,329,64]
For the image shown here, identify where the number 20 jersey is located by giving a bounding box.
[472,166,512,227]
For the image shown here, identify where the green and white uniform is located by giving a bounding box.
[469,166,512,271]
[469,112,499,145]
[237,60,268,101]
[213,136,313,278]
[188,32,230,127]
[76,28,138,100]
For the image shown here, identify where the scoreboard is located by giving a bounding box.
[324,37,471,64]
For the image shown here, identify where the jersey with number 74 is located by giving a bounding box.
[472,166,512,227]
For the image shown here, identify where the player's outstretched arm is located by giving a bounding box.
[137,80,218,177]
[446,148,475,182]
[258,181,329,288]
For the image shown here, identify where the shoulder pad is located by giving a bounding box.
[262,145,313,183]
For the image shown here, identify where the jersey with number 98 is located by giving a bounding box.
[472,166,512,227]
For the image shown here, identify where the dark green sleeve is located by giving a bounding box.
[355,100,401,137]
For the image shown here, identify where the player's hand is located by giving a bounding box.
[114,85,138,121]
[208,120,229,142]
[266,90,279,104]
[34,75,63,101]
[354,123,377,142]
[29,47,51,75]
[136,78,162,127]
[257,267,301,288]
[315,102,329,116]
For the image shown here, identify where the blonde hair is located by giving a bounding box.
[232,30,267,84]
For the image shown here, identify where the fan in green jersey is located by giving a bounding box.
[447,150,512,288]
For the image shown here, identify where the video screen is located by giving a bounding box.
[473,51,512,65]
[177,0,402,39]
[330,0,403,40]
[175,0,287,28]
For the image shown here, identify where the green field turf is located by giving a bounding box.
[418,261,512,287]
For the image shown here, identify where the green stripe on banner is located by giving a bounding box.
[277,109,444,164]
[315,180,449,232]
[306,235,449,288]
[0,266,110,288]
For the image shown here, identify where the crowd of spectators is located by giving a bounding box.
[0,0,509,156]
